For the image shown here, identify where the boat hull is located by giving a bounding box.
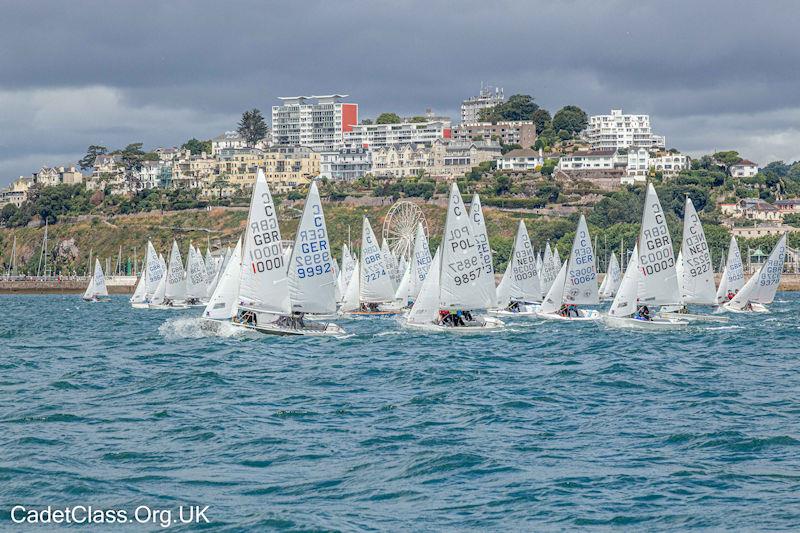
[404,316,505,333]
[130,302,150,309]
[603,315,689,330]
[659,311,730,322]
[231,320,346,336]
[536,309,601,321]
[487,303,541,317]
[721,302,769,314]
[149,303,190,310]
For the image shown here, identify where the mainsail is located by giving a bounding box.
[237,169,291,315]
[468,193,497,305]
[609,244,640,317]
[359,217,395,303]
[506,220,541,303]
[728,234,786,310]
[562,215,598,305]
[636,183,680,306]
[408,247,441,325]
[203,238,242,320]
[439,184,495,310]
[540,243,558,294]
[716,236,745,303]
[680,198,716,304]
[164,241,187,302]
[144,241,164,299]
[287,181,337,314]
[186,243,208,301]
[409,222,432,300]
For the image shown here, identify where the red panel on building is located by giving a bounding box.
[341,103,358,132]
[443,128,452,139]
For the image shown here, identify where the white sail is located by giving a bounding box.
[186,243,208,300]
[715,236,745,303]
[151,273,166,305]
[204,247,216,287]
[144,241,163,299]
[130,272,147,303]
[609,244,639,317]
[562,214,598,305]
[381,239,400,290]
[394,261,412,304]
[398,255,407,281]
[164,241,187,302]
[637,183,679,306]
[728,234,786,309]
[340,244,356,297]
[540,261,569,314]
[82,270,95,300]
[439,184,494,310]
[467,193,497,305]
[554,247,562,271]
[409,222,433,300]
[540,243,558,294]
[238,169,291,315]
[204,238,242,320]
[680,198,716,304]
[675,250,684,297]
[507,220,541,302]
[600,253,621,299]
[408,247,441,325]
[287,181,337,314]
[340,262,360,312]
[359,217,395,303]
[495,265,513,308]
[332,258,342,302]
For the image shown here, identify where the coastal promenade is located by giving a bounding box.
[0,276,136,294]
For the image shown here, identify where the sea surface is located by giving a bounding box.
[1,294,800,531]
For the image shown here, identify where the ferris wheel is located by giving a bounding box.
[382,200,428,260]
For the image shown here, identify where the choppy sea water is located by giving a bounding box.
[1,294,800,531]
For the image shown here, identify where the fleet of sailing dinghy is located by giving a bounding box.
[723,234,786,313]
[404,183,503,332]
[604,184,688,330]
[82,258,109,302]
[489,220,541,316]
[537,215,601,321]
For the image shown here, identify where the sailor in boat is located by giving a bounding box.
[634,305,652,321]
[726,289,737,302]
[360,302,381,312]
[235,309,258,327]
[276,312,306,329]
[185,296,202,306]
[508,301,521,313]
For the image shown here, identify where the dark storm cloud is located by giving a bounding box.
[1,0,799,184]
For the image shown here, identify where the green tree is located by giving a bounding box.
[115,143,147,188]
[237,109,269,146]
[182,138,212,155]
[78,145,108,170]
[376,112,402,124]
[493,173,512,195]
[479,94,539,122]
[712,150,741,169]
[409,116,428,123]
[552,105,588,136]
[0,203,18,226]
[541,158,558,176]
[531,108,551,135]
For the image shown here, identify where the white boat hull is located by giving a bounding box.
[130,302,150,309]
[536,309,601,321]
[404,315,505,333]
[603,314,689,330]
[149,303,190,310]
[487,303,541,317]
[231,320,346,337]
[659,311,730,323]
[721,302,769,314]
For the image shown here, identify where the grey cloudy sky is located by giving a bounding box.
[1,0,798,185]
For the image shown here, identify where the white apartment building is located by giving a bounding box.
[586,109,666,150]
[460,85,504,123]
[558,149,623,171]
[623,149,690,184]
[344,121,450,149]
[320,147,372,181]
[211,131,247,156]
[730,159,759,178]
[271,95,358,151]
[498,148,544,171]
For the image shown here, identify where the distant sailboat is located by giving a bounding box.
[406,222,433,305]
[82,258,109,302]
[538,214,601,321]
[723,234,786,313]
[185,243,208,306]
[539,242,558,294]
[489,220,541,316]
[341,216,402,315]
[715,235,745,305]
[151,241,189,309]
[203,238,242,322]
[604,184,688,329]
[598,252,621,300]
[405,184,503,332]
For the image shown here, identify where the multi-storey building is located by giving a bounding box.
[497,148,544,171]
[370,140,500,179]
[271,95,358,151]
[730,159,759,178]
[215,147,266,188]
[263,145,321,192]
[720,198,782,222]
[460,85,504,123]
[585,109,665,150]
[344,121,450,148]
[211,131,247,156]
[171,151,215,190]
[558,149,624,171]
[622,149,691,183]
[451,121,537,148]
[320,147,372,181]
[0,177,34,208]
[32,166,83,186]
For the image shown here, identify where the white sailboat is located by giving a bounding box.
[151,240,188,309]
[599,252,621,301]
[489,220,541,316]
[203,238,242,322]
[723,234,786,313]
[539,242,558,295]
[338,244,356,303]
[660,198,728,322]
[82,258,109,302]
[341,216,402,315]
[185,243,209,306]
[131,241,163,308]
[468,193,498,305]
[405,184,503,332]
[553,247,562,271]
[604,184,688,329]
[232,171,343,335]
[381,239,400,290]
[537,215,601,321]
[715,235,745,305]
